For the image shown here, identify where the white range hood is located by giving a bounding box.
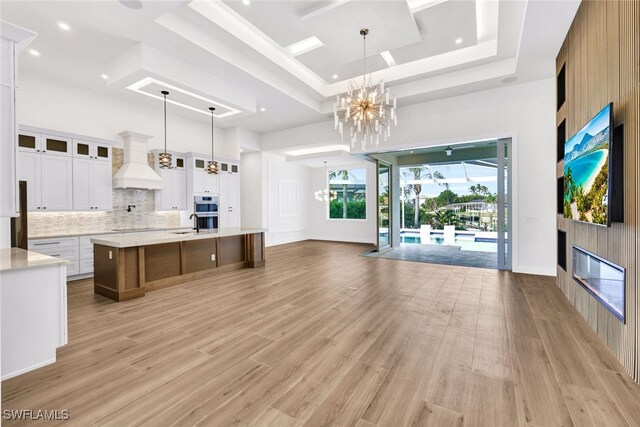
[113,131,164,190]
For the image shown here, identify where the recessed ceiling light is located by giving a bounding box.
[118,0,143,10]
[260,107,266,112]
[29,49,40,57]
[101,74,109,80]
[240,149,244,152]
[285,36,324,57]
[380,51,397,68]
[242,0,250,5]
[455,38,463,44]
[332,74,338,80]
[58,22,70,31]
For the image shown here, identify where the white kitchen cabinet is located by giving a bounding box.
[17,129,112,212]
[18,150,73,212]
[154,153,188,211]
[173,169,188,210]
[189,156,220,196]
[73,157,112,211]
[17,150,40,211]
[220,173,240,228]
[41,155,73,211]
[73,140,112,162]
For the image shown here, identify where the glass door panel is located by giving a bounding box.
[377,162,391,251]
[497,138,512,270]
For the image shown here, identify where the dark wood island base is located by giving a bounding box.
[93,232,265,302]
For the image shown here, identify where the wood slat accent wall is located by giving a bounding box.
[556,0,640,383]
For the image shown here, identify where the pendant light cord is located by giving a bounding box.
[163,92,167,153]
[362,32,366,87]
[211,110,214,159]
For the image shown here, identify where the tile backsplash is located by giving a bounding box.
[28,189,183,236]
[28,148,183,237]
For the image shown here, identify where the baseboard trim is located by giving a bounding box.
[2,357,57,381]
[306,235,376,244]
[512,264,557,277]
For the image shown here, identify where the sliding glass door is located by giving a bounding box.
[377,162,391,251]
[497,138,512,270]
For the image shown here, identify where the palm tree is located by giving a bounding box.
[432,209,460,229]
[402,167,445,228]
[329,169,349,218]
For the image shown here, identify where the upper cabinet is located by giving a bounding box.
[73,140,111,162]
[189,156,220,195]
[154,152,188,211]
[17,129,113,212]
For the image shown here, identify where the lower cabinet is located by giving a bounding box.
[28,237,79,277]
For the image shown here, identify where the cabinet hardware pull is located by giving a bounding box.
[33,242,60,245]
[51,254,61,257]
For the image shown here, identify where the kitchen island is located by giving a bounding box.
[91,228,265,302]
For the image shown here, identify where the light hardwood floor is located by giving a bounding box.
[3,241,640,426]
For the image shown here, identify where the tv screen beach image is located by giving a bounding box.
[564,103,611,225]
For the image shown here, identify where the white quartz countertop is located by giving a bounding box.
[91,228,267,248]
[0,248,70,273]
[29,226,194,240]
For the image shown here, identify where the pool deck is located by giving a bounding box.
[364,243,497,269]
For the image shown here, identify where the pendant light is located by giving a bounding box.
[314,161,338,202]
[207,107,219,175]
[158,90,172,169]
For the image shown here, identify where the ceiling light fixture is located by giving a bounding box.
[332,74,338,80]
[29,49,40,57]
[126,77,241,118]
[207,107,218,175]
[334,28,397,150]
[285,36,324,57]
[158,91,172,169]
[101,74,109,80]
[242,0,250,5]
[380,51,397,67]
[58,22,70,31]
[260,107,266,112]
[315,161,338,202]
[445,146,453,156]
[118,0,143,10]
[455,38,463,44]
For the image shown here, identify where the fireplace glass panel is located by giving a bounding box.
[572,246,625,322]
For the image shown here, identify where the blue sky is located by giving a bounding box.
[565,103,611,153]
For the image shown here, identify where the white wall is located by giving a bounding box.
[264,154,310,246]
[16,73,239,159]
[240,152,311,246]
[262,78,557,276]
[307,160,377,245]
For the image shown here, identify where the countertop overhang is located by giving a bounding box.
[90,227,267,248]
[0,248,70,272]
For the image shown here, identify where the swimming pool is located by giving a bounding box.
[399,232,498,253]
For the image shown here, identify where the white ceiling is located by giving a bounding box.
[1,0,580,137]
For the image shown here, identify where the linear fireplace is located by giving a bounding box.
[572,246,625,322]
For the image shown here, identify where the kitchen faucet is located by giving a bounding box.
[189,213,200,234]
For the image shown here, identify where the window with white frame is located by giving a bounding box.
[328,167,367,219]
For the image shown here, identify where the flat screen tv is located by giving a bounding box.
[563,103,614,226]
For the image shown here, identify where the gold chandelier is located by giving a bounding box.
[334,28,397,150]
